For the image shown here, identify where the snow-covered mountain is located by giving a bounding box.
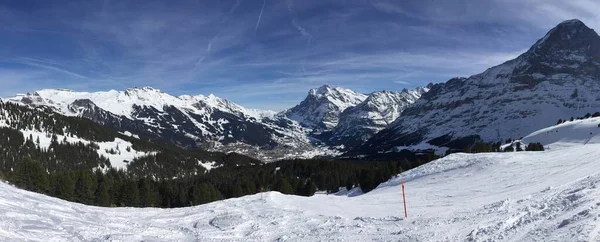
[0,100,260,178]
[285,85,368,132]
[9,87,324,161]
[330,86,431,148]
[11,83,426,160]
[3,118,600,241]
[360,19,600,154]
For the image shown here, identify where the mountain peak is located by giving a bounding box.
[557,19,585,27]
[287,85,367,130]
[546,19,591,38]
[310,84,332,96]
[529,19,600,56]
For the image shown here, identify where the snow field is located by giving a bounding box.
[1,141,600,241]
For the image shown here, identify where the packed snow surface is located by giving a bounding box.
[2,139,600,240]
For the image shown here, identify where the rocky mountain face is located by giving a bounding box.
[285,85,368,132]
[329,86,430,149]
[359,19,600,154]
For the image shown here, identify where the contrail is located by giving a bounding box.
[255,0,266,33]
[292,19,312,45]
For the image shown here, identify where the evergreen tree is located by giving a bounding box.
[74,171,96,204]
[359,169,377,193]
[189,184,205,206]
[119,181,140,207]
[503,146,514,152]
[317,174,327,192]
[55,173,75,200]
[276,178,294,195]
[189,183,222,205]
[515,142,523,152]
[303,179,317,196]
[158,181,175,208]
[345,177,354,191]
[242,179,256,195]
[14,157,48,193]
[138,178,157,207]
[209,183,224,201]
[387,161,399,175]
[176,185,189,207]
[94,181,111,206]
[229,183,244,198]
[525,142,545,151]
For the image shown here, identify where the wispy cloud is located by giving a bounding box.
[394,80,411,85]
[12,57,89,79]
[0,0,596,110]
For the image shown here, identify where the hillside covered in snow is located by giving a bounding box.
[0,101,258,178]
[522,115,600,149]
[361,19,600,155]
[2,119,600,241]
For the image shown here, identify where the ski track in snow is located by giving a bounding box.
[2,140,600,241]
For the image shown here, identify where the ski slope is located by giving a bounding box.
[2,130,600,241]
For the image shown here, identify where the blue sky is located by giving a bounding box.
[0,0,598,110]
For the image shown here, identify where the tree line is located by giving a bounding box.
[556,111,600,125]
[3,155,436,208]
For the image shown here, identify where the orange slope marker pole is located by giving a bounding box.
[402,179,408,218]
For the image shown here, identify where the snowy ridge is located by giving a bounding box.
[12,87,272,121]
[2,124,600,240]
